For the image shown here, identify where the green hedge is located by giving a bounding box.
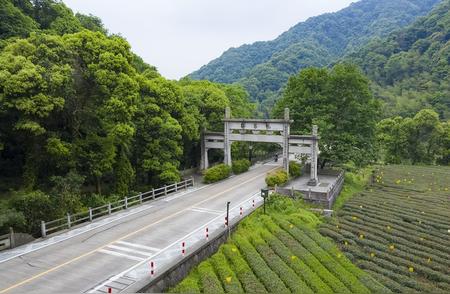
[265,170,288,187]
[232,159,251,174]
[289,161,302,178]
[203,164,232,183]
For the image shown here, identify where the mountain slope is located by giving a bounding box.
[349,0,450,119]
[190,0,441,112]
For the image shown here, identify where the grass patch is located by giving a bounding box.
[333,167,373,211]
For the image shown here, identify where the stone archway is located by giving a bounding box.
[201,107,319,186]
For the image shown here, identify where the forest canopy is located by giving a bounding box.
[0,0,255,234]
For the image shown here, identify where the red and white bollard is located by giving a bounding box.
[252,199,255,208]
[240,207,243,217]
[205,227,209,240]
[108,287,112,293]
[182,242,186,256]
[150,261,155,277]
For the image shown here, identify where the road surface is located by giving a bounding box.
[0,163,279,293]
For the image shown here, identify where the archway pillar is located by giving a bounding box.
[223,107,232,166]
[307,125,319,186]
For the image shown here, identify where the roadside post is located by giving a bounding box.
[226,201,231,238]
[261,188,269,214]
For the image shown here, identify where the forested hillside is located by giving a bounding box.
[190,0,440,114]
[0,0,254,234]
[349,0,450,119]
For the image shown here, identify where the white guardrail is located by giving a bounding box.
[41,178,195,238]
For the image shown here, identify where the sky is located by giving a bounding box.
[64,0,356,79]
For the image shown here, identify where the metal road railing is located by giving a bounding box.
[40,178,195,238]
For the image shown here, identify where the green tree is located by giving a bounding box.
[0,0,38,39]
[274,64,380,167]
[274,64,378,166]
[410,109,445,164]
[377,109,447,164]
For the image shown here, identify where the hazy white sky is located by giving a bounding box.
[64,0,356,79]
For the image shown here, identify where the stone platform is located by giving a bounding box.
[276,170,345,209]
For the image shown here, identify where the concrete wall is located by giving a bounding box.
[134,224,241,293]
[276,170,345,209]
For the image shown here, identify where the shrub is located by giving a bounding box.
[289,161,302,178]
[10,190,55,234]
[222,244,266,293]
[0,208,26,234]
[232,159,250,174]
[203,164,232,183]
[197,261,224,293]
[169,269,201,293]
[265,170,288,187]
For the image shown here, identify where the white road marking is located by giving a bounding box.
[106,245,154,257]
[97,249,144,262]
[115,241,161,252]
[190,207,222,215]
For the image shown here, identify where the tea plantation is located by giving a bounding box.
[171,197,388,293]
[171,165,449,293]
[320,165,450,293]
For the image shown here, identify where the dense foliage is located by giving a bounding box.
[171,196,388,293]
[288,161,302,178]
[349,0,450,120]
[0,0,255,234]
[231,159,250,175]
[377,109,449,165]
[321,165,450,292]
[265,170,288,187]
[203,164,232,184]
[190,0,440,115]
[274,64,380,167]
[0,0,107,41]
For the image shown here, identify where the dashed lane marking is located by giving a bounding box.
[97,249,144,262]
[115,241,160,252]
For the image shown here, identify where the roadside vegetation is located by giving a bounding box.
[171,195,388,293]
[203,164,232,183]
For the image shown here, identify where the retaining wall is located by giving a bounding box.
[132,221,243,293]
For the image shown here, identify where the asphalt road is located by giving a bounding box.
[0,163,279,293]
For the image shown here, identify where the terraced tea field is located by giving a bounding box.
[320,165,450,293]
[171,197,388,293]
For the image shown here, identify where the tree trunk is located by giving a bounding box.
[95,176,102,195]
[320,158,327,170]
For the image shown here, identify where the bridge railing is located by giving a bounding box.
[40,177,195,238]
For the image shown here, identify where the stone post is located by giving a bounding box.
[41,221,46,238]
[307,125,319,186]
[282,108,290,174]
[9,227,15,248]
[200,129,209,170]
[223,107,232,166]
